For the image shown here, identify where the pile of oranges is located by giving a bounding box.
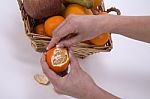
[35,4,93,37]
[35,4,110,46]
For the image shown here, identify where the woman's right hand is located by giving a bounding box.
[47,14,109,49]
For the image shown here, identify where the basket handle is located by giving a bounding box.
[17,0,23,10]
[107,7,121,15]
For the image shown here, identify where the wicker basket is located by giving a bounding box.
[17,0,120,59]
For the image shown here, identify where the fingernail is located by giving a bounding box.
[46,47,49,50]
[56,44,60,48]
[56,43,63,48]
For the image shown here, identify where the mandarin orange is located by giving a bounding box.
[46,47,69,73]
[44,16,65,37]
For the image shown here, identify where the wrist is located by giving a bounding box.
[95,14,112,34]
[105,15,120,34]
[93,85,120,99]
[78,84,99,99]
[97,14,120,35]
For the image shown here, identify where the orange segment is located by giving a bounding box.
[44,16,65,37]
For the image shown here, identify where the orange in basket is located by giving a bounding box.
[90,32,110,45]
[92,0,103,7]
[64,4,93,17]
[35,23,46,35]
[44,16,65,37]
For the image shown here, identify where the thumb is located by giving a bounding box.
[68,49,81,71]
[40,54,60,83]
[47,37,59,50]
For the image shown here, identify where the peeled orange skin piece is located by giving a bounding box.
[90,32,110,46]
[44,16,65,37]
[46,47,69,73]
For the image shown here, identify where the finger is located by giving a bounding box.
[47,22,76,49]
[47,37,60,50]
[46,21,67,49]
[57,35,81,48]
[52,20,67,36]
[68,49,81,71]
[40,54,60,82]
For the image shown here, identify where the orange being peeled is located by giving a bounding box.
[44,16,65,37]
[46,47,69,73]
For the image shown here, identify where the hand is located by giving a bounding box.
[41,49,97,98]
[47,15,150,49]
[47,14,109,49]
[40,49,119,99]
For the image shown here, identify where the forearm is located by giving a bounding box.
[102,15,150,43]
[79,84,119,99]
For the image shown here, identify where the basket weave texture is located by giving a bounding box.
[17,0,120,59]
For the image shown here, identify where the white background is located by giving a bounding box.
[0,0,150,99]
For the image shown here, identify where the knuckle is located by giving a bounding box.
[52,31,58,37]
[51,37,59,44]
[64,41,72,47]
[54,88,63,94]
[52,29,62,37]
[66,15,76,24]
[69,40,74,45]
[53,84,64,94]
[67,14,75,20]
[72,38,78,44]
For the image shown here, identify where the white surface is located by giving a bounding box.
[0,0,150,99]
